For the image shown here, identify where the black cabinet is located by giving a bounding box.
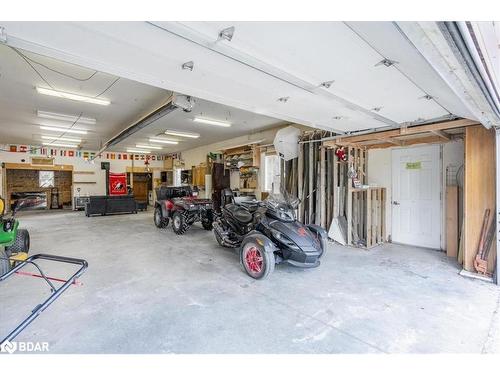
[85,195,137,217]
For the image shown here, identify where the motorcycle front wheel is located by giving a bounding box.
[241,241,275,280]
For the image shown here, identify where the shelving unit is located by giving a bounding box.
[222,145,261,194]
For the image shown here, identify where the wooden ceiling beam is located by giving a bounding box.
[323,118,478,147]
[386,138,403,146]
[366,135,445,149]
[431,130,452,140]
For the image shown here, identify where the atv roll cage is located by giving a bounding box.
[0,254,88,345]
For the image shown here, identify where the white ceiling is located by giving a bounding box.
[113,98,284,153]
[0,44,283,152]
[0,21,495,151]
[164,21,449,124]
[0,21,485,135]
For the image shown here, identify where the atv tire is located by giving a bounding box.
[241,241,275,280]
[172,211,190,235]
[0,249,10,277]
[201,219,213,230]
[5,229,30,257]
[154,206,169,228]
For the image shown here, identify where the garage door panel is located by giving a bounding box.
[176,21,449,123]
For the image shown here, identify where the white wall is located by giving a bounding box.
[0,150,164,200]
[181,127,281,169]
[180,127,283,199]
[367,139,464,250]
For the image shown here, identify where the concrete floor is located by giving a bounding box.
[1,210,499,354]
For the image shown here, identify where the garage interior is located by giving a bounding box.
[0,21,499,354]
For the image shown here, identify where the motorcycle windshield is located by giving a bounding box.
[264,190,299,221]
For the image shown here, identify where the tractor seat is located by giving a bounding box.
[224,204,253,224]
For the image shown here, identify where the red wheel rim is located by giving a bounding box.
[245,246,263,275]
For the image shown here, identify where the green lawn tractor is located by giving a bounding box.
[0,197,30,276]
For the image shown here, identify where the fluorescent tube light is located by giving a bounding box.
[40,126,87,135]
[164,130,200,138]
[36,87,110,106]
[193,117,231,127]
[37,110,96,125]
[149,138,178,145]
[42,135,81,142]
[136,144,162,150]
[127,149,151,154]
[42,142,79,148]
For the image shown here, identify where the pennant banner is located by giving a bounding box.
[2,144,163,162]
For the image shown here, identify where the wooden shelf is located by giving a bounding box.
[73,171,95,175]
[349,187,377,192]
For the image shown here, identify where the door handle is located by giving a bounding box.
[392,201,400,205]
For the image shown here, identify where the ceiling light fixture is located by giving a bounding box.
[135,144,162,150]
[375,58,398,68]
[42,142,79,148]
[218,26,235,42]
[149,138,179,145]
[182,61,194,71]
[36,87,110,106]
[127,149,151,154]
[40,125,87,135]
[164,130,200,138]
[320,80,334,89]
[41,135,81,142]
[193,117,231,127]
[37,110,96,125]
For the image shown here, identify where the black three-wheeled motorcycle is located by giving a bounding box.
[213,189,327,279]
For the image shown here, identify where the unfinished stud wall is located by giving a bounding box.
[464,125,496,273]
[367,148,392,240]
[297,136,384,248]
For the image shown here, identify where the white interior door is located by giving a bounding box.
[391,145,441,249]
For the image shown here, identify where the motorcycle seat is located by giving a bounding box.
[238,201,259,213]
[224,204,253,224]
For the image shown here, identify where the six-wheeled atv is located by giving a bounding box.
[154,186,214,235]
[0,197,30,276]
[213,189,327,279]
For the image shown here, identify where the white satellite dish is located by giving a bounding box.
[273,126,301,161]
